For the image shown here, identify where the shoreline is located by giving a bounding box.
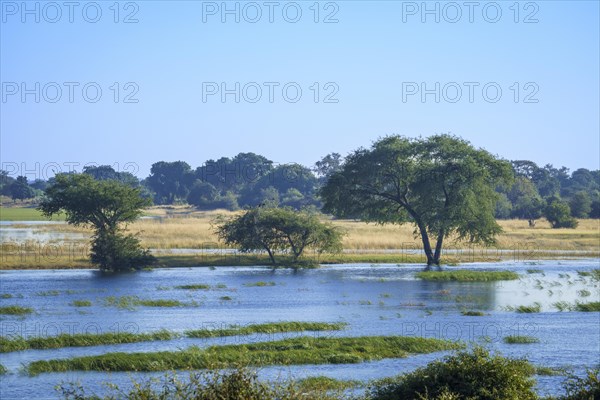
[1,252,599,270]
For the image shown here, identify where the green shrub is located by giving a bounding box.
[561,369,600,400]
[57,368,329,400]
[367,347,537,400]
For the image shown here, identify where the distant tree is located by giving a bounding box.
[147,161,193,204]
[494,193,513,219]
[38,174,155,271]
[196,153,273,193]
[569,191,592,218]
[29,179,49,191]
[83,165,121,181]
[507,177,545,226]
[8,176,35,201]
[590,198,600,219]
[187,181,220,209]
[544,197,578,228]
[258,186,280,207]
[214,207,343,265]
[83,165,140,187]
[240,164,319,208]
[314,153,343,182]
[321,135,513,267]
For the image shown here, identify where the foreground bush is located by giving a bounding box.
[560,369,600,400]
[58,368,341,400]
[366,347,537,400]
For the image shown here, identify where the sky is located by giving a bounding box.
[1,0,599,180]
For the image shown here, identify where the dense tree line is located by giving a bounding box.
[1,152,598,222]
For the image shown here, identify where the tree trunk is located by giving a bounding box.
[264,247,276,264]
[433,230,444,269]
[416,222,436,267]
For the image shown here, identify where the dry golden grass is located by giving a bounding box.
[24,211,600,252]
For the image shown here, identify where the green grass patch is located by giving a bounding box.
[244,281,276,287]
[0,364,6,374]
[185,322,346,339]
[0,207,64,221]
[0,294,13,299]
[461,310,486,316]
[70,300,92,307]
[574,301,600,312]
[71,300,92,307]
[104,296,184,309]
[415,270,519,282]
[296,376,360,392]
[219,296,233,301]
[175,284,211,290]
[137,299,183,307]
[37,290,61,296]
[0,329,177,353]
[28,335,462,374]
[503,335,540,344]
[0,305,33,315]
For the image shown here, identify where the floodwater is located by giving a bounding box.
[0,260,599,399]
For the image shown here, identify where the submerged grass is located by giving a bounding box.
[503,335,540,344]
[416,270,519,282]
[244,281,276,287]
[1,322,345,353]
[104,296,185,309]
[0,305,33,315]
[0,330,176,353]
[574,302,600,312]
[28,335,463,375]
[553,301,600,312]
[175,284,211,290]
[70,300,92,307]
[0,364,6,374]
[461,310,486,316]
[185,322,347,338]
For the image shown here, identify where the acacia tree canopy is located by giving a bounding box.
[38,173,154,271]
[213,207,343,265]
[320,134,514,267]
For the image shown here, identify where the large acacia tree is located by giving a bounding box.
[39,173,155,271]
[320,135,513,267]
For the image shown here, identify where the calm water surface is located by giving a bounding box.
[0,260,599,399]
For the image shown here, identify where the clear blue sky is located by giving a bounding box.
[1,0,599,179]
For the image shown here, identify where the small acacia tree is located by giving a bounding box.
[321,134,514,267]
[38,173,155,271]
[213,207,344,265]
